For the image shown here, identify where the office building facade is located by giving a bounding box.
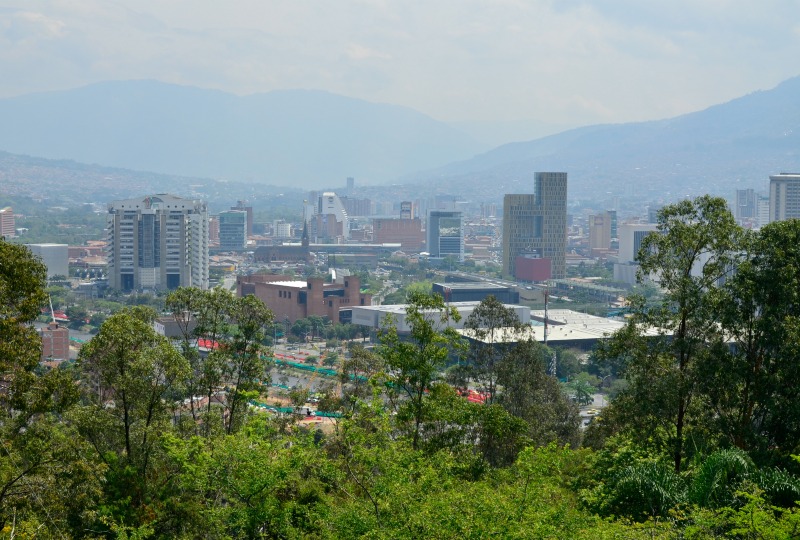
[218,210,247,250]
[769,173,800,222]
[503,172,568,279]
[427,210,464,261]
[106,194,209,291]
[588,210,616,251]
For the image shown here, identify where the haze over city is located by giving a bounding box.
[2,0,799,144]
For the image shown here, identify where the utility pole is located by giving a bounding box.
[543,287,549,345]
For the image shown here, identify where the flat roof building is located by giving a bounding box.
[106,194,209,291]
[432,282,519,304]
[769,173,800,222]
[238,274,371,324]
[349,301,529,334]
[503,172,568,279]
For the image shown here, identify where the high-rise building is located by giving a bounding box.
[208,216,220,244]
[588,211,616,251]
[613,222,659,284]
[340,196,372,217]
[502,172,568,279]
[769,173,800,223]
[106,194,208,291]
[273,220,292,239]
[617,223,659,264]
[25,243,68,278]
[318,192,350,240]
[735,189,757,222]
[231,201,253,237]
[219,210,247,250]
[756,193,770,228]
[0,207,14,238]
[400,201,414,219]
[427,210,464,261]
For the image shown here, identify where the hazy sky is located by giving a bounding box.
[1,0,798,141]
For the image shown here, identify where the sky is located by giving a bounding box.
[1,0,799,144]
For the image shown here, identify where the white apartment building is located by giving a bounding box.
[106,194,208,291]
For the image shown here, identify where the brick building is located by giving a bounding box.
[372,218,424,251]
[237,274,371,324]
[39,322,69,362]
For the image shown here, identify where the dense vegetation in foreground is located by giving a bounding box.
[4,196,800,538]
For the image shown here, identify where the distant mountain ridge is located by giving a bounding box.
[408,76,800,203]
[0,80,485,189]
[2,77,799,204]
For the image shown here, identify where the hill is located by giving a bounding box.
[0,150,303,213]
[0,80,485,189]
[407,76,800,205]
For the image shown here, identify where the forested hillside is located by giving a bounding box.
[4,197,800,538]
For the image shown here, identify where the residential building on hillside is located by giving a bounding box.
[106,194,209,291]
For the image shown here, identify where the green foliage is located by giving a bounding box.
[10,225,800,536]
[611,461,688,519]
[463,295,525,404]
[76,306,190,522]
[596,196,744,472]
[498,340,582,448]
[0,240,101,535]
[379,291,464,450]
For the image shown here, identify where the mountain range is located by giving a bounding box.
[0,77,798,202]
[405,76,800,204]
[0,80,484,189]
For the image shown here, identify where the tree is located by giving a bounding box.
[700,219,800,454]
[337,344,386,415]
[497,340,582,448]
[597,196,742,472]
[165,286,232,436]
[0,240,100,534]
[378,291,463,450]
[463,295,526,404]
[323,350,339,368]
[224,294,273,434]
[76,306,189,512]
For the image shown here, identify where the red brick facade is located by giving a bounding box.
[237,274,371,324]
[372,218,424,251]
[39,322,69,361]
